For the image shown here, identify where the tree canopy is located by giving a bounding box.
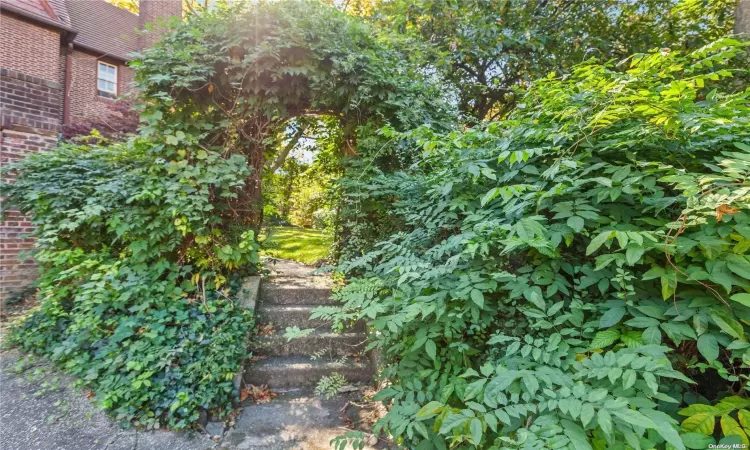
[375,0,737,120]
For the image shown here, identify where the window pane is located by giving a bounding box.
[98,79,106,90]
[98,63,116,81]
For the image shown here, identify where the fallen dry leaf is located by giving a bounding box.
[716,203,739,221]
[240,384,277,404]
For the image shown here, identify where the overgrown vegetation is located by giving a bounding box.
[4,0,750,444]
[1,0,444,430]
[320,41,750,449]
[1,139,257,428]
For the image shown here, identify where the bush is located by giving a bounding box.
[319,40,750,448]
[1,138,258,429]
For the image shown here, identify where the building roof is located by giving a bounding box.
[1,0,74,31]
[66,0,139,61]
[0,0,140,61]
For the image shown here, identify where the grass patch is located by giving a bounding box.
[260,226,333,265]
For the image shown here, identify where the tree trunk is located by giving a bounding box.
[737,0,750,38]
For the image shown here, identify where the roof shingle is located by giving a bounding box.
[66,0,139,61]
[1,0,73,29]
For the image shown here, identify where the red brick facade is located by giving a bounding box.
[0,11,63,301]
[68,49,135,124]
[0,1,181,303]
[0,13,61,82]
[1,131,57,301]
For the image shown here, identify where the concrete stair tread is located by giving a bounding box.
[251,355,369,370]
[244,356,372,388]
[260,284,336,306]
[263,259,331,279]
[253,330,367,357]
[256,304,364,331]
[221,389,382,449]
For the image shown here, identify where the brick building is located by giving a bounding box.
[0,0,182,302]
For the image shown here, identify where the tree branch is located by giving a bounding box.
[268,125,307,172]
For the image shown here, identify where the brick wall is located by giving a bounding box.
[0,69,63,133]
[0,130,58,302]
[0,13,63,303]
[0,13,62,82]
[138,0,182,49]
[68,49,134,124]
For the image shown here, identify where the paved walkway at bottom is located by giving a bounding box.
[0,350,216,450]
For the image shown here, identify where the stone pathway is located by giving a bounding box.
[221,259,380,450]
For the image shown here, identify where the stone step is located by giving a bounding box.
[260,284,335,306]
[220,389,382,449]
[256,305,330,329]
[244,356,372,388]
[256,305,365,331]
[264,259,324,278]
[253,330,367,357]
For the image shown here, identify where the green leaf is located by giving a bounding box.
[470,289,484,308]
[166,135,179,145]
[590,329,619,349]
[697,334,719,362]
[425,340,437,360]
[463,379,487,401]
[711,312,745,340]
[612,408,656,429]
[469,417,482,444]
[624,317,659,328]
[561,420,593,450]
[625,245,645,265]
[642,326,662,345]
[730,293,750,307]
[580,403,595,427]
[622,369,637,389]
[439,413,467,434]
[597,409,613,436]
[567,216,585,232]
[586,231,612,255]
[681,433,714,449]
[728,257,750,280]
[681,413,716,435]
[641,409,684,450]
[416,401,444,419]
[599,306,625,328]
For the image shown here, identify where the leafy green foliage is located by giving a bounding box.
[322,40,750,448]
[1,0,449,430]
[284,326,314,342]
[315,372,348,399]
[1,139,256,429]
[377,0,737,120]
[132,0,451,228]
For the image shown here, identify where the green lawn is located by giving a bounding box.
[260,226,333,265]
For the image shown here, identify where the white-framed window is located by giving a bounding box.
[97,61,117,98]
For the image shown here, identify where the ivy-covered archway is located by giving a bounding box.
[2,0,451,429]
[133,0,448,231]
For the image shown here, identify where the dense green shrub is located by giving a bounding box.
[1,139,256,429]
[322,40,750,449]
